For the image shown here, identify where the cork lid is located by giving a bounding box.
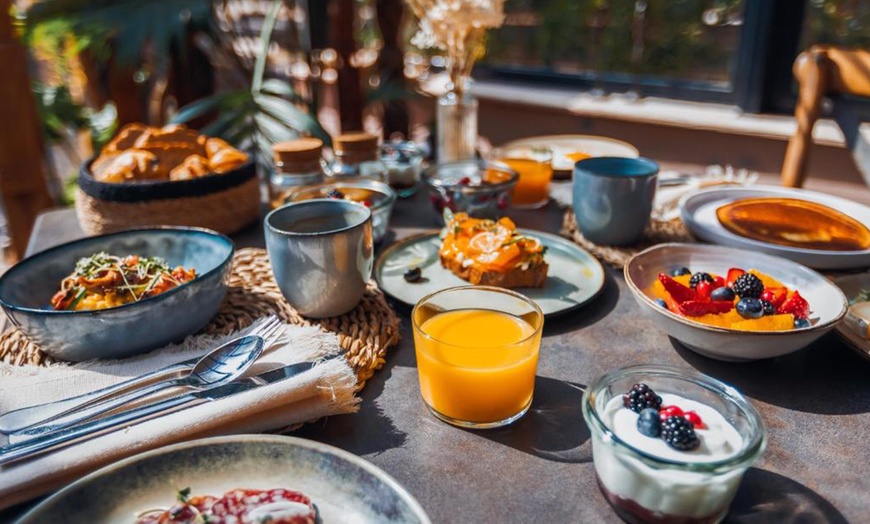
[334,132,378,153]
[272,138,323,165]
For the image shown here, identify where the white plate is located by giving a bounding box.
[19,435,430,523]
[832,273,870,361]
[375,229,605,317]
[681,185,870,270]
[501,134,639,173]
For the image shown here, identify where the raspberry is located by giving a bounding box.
[661,415,700,451]
[623,384,663,413]
[689,272,714,290]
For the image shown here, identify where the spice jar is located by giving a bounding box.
[326,132,388,183]
[270,138,327,208]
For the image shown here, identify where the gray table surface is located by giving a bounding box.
[8,188,870,523]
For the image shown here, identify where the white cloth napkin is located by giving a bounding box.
[0,322,359,510]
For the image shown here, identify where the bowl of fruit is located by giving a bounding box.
[624,243,848,361]
[422,160,518,223]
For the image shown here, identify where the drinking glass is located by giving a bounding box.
[412,286,544,429]
[490,145,553,209]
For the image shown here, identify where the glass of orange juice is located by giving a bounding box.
[411,286,545,429]
[491,146,553,209]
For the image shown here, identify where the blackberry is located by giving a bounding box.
[761,300,776,315]
[622,383,663,413]
[689,272,714,290]
[732,273,764,298]
[325,188,345,199]
[636,408,661,438]
[661,415,700,451]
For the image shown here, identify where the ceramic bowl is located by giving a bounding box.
[422,160,518,222]
[0,227,234,362]
[624,243,847,361]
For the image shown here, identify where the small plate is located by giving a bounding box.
[18,435,430,524]
[681,185,870,270]
[375,229,605,316]
[832,273,870,361]
[501,134,639,177]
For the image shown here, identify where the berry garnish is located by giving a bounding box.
[726,268,746,288]
[794,318,811,329]
[636,408,662,438]
[623,384,663,413]
[736,297,764,319]
[403,267,423,283]
[456,176,471,186]
[696,280,714,300]
[678,300,734,317]
[683,410,704,429]
[659,405,684,421]
[761,287,788,308]
[731,273,764,299]
[671,267,691,277]
[712,276,726,289]
[661,415,700,451]
[689,272,714,290]
[778,291,809,320]
[710,286,735,302]
[658,274,696,304]
[655,298,669,310]
[761,300,776,315]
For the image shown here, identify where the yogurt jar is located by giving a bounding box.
[582,365,766,524]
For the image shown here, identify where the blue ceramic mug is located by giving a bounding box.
[572,157,659,246]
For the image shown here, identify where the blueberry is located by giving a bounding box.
[736,297,764,319]
[655,298,669,310]
[710,286,735,302]
[671,267,691,277]
[794,318,811,329]
[636,408,662,438]
[761,300,776,315]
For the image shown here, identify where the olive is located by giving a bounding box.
[404,267,423,283]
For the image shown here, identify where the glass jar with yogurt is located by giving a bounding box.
[582,365,766,524]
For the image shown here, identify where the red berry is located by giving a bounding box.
[457,176,471,186]
[659,405,684,421]
[712,276,725,289]
[696,280,714,301]
[678,300,734,317]
[684,411,704,428]
[658,274,696,304]
[726,268,745,288]
[778,290,810,320]
[762,287,788,308]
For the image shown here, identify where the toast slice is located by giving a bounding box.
[439,213,548,288]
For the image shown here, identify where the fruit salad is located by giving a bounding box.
[650,266,812,331]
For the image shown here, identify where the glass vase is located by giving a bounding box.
[436,88,478,163]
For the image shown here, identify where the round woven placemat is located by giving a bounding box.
[561,210,696,268]
[0,248,401,389]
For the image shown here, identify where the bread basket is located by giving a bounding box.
[75,159,260,235]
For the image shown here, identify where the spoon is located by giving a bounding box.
[11,334,268,440]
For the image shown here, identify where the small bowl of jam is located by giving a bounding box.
[422,160,518,223]
[286,179,396,243]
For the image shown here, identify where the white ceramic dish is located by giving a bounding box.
[501,134,639,175]
[680,185,870,270]
[375,229,605,317]
[18,435,430,523]
[832,273,870,361]
[624,243,848,361]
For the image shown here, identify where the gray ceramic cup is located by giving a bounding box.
[265,199,373,318]
[572,157,659,246]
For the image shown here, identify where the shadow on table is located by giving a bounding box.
[670,334,870,415]
[543,265,620,336]
[470,376,592,463]
[726,468,848,523]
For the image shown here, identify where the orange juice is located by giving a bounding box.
[414,308,541,424]
[501,157,553,208]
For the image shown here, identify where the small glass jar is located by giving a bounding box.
[269,138,327,208]
[380,140,425,198]
[326,132,388,183]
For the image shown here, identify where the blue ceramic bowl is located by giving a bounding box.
[0,227,234,362]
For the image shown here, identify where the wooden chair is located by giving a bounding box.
[782,45,870,188]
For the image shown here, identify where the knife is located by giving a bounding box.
[0,358,327,466]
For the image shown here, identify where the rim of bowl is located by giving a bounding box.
[422,159,519,192]
[574,156,659,178]
[0,226,234,316]
[287,179,397,212]
[266,198,373,237]
[623,242,849,335]
[581,364,767,472]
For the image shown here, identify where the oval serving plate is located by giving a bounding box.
[501,134,639,178]
[18,435,431,524]
[681,185,870,270]
[832,273,870,361]
[375,229,605,317]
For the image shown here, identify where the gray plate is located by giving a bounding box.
[17,435,431,524]
[375,229,605,316]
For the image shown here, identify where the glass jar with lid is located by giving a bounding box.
[269,138,327,208]
[326,132,388,183]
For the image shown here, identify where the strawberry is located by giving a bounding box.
[658,274,696,304]
[726,268,745,288]
[678,300,734,317]
[696,280,714,301]
[778,290,809,319]
[712,276,726,289]
[761,287,788,308]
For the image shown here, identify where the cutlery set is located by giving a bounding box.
[0,316,323,466]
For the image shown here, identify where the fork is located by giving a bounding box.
[0,315,283,435]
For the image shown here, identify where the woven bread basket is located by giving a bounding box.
[76,160,261,236]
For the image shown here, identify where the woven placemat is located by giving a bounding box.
[561,210,696,268]
[0,248,401,389]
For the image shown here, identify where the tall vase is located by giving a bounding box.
[436,85,478,163]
